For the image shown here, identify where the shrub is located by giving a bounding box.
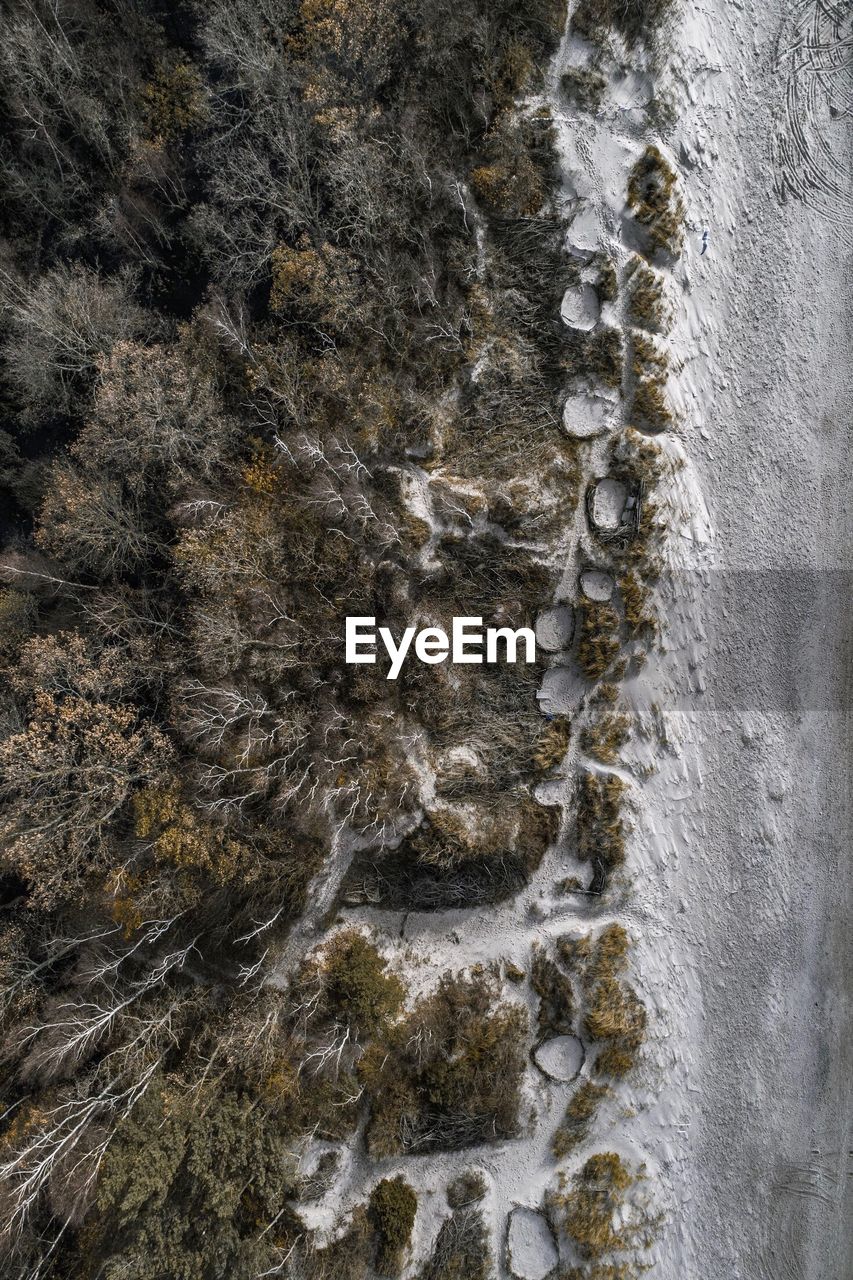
[88,1084,299,1280]
[561,67,606,113]
[370,1177,418,1275]
[596,255,619,305]
[549,1152,656,1265]
[579,710,631,764]
[585,977,646,1069]
[632,375,675,434]
[631,331,668,379]
[619,569,654,635]
[626,145,684,258]
[577,602,622,680]
[559,924,646,1078]
[576,771,626,877]
[360,973,526,1155]
[418,1207,490,1280]
[563,325,623,389]
[552,1080,610,1157]
[470,116,555,217]
[534,718,571,771]
[626,259,669,333]
[446,1171,487,1208]
[317,930,405,1038]
[572,0,676,46]
[0,588,37,657]
[532,946,575,1037]
[142,58,208,141]
[0,636,171,908]
[135,782,252,885]
[269,236,357,331]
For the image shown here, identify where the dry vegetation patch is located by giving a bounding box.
[359,973,527,1156]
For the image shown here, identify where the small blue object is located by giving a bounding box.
[700,228,709,256]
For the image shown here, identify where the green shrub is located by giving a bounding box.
[318,930,405,1038]
[370,1177,418,1275]
[88,1084,299,1280]
[360,973,526,1155]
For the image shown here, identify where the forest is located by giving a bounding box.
[0,1,675,1277]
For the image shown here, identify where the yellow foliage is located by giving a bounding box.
[134,783,250,885]
[551,1152,652,1261]
[269,236,359,325]
[241,445,282,497]
[534,718,571,771]
[142,59,207,142]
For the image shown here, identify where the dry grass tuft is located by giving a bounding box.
[577,602,622,681]
[580,710,631,765]
[549,1151,657,1265]
[627,145,684,258]
[576,772,626,875]
[552,1080,610,1157]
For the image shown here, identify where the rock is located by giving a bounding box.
[562,390,617,439]
[535,606,574,652]
[591,477,628,529]
[560,282,599,331]
[579,570,614,602]
[506,1207,558,1280]
[532,1035,585,1082]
